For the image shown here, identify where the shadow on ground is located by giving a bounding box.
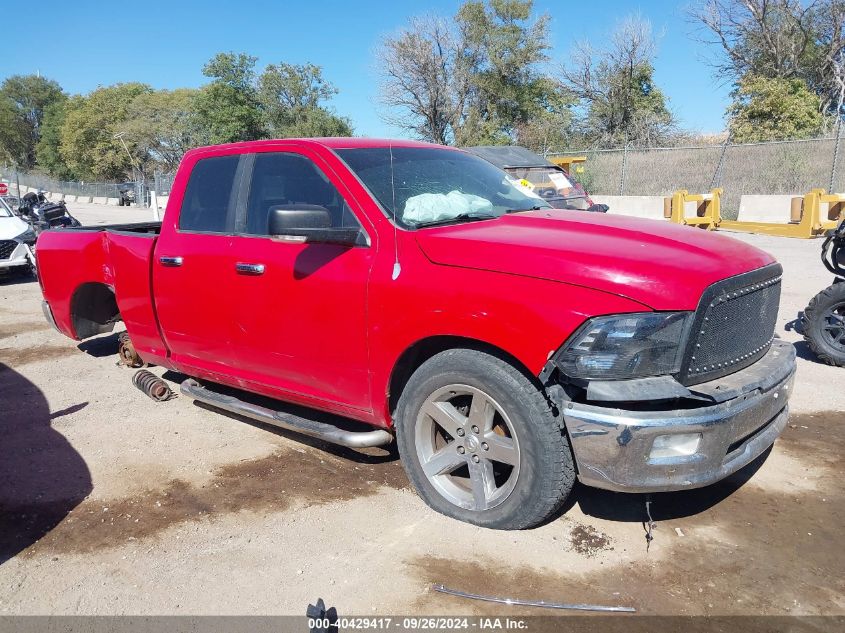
[554,446,772,525]
[0,362,92,563]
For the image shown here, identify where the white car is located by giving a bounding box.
[0,197,37,276]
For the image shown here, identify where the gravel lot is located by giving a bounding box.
[0,202,843,617]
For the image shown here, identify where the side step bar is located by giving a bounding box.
[180,379,393,448]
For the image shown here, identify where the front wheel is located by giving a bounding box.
[395,349,575,529]
[803,282,845,366]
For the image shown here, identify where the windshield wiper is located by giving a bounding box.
[505,205,547,213]
[412,212,499,229]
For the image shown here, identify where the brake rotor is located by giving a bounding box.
[118,331,144,368]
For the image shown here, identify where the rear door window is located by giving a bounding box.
[179,155,240,233]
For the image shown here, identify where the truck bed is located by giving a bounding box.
[37,222,167,363]
[55,221,162,235]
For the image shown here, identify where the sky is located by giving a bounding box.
[1,0,733,142]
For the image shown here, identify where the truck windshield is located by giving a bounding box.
[0,198,12,217]
[335,147,551,228]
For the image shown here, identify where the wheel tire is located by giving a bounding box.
[802,282,845,366]
[395,349,576,530]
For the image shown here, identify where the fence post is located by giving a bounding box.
[710,135,731,190]
[830,117,842,193]
[619,143,629,195]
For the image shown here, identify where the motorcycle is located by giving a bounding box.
[802,219,845,366]
[17,191,82,232]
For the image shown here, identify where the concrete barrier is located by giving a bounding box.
[77,195,92,203]
[596,195,665,220]
[736,194,799,223]
[64,195,77,203]
[106,197,119,205]
[92,196,108,205]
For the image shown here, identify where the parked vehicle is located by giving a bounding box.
[802,219,845,365]
[18,192,82,232]
[2,195,21,211]
[117,183,136,206]
[0,195,37,276]
[36,138,795,529]
[466,145,607,212]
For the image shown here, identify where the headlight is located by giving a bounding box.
[15,227,37,245]
[555,312,692,380]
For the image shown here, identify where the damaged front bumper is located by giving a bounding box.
[553,339,796,493]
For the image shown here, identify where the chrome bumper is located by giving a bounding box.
[41,300,59,333]
[560,339,796,493]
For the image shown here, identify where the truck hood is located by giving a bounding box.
[414,210,775,310]
[0,215,30,240]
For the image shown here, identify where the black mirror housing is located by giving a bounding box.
[268,205,366,246]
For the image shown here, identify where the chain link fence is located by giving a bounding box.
[550,135,845,219]
[4,136,844,219]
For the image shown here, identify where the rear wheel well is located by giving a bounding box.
[387,336,540,419]
[71,282,120,339]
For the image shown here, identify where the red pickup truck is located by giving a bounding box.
[37,138,796,529]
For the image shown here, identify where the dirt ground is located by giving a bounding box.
[0,202,843,617]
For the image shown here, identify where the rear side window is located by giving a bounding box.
[179,155,240,233]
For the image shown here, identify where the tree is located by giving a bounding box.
[0,98,30,166]
[257,63,352,137]
[121,89,206,174]
[728,75,824,141]
[456,0,554,143]
[378,15,472,144]
[36,98,77,179]
[59,83,152,180]
[691,0,845,116]
[193,53,264,144]
[560,16,676,147]
[0,74,64,168]
[377,0,564,145]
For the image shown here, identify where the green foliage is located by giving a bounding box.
[0,97,30,166]
[379,0,565,145]
[1,52,353,181]
[457,0,553,134]
[36,99,77,179]
[194,53,264,144]
[588,63,674,146]
[728,75,825,142]
[258,63,352,137]
[59,83,152,180]
[561,17,676,148]
[123,89,206,173]
[0,74,64,167]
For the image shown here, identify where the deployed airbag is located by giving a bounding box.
[404,191,493,224]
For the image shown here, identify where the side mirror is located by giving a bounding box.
[268,205,366,246]
[587,203,609,213]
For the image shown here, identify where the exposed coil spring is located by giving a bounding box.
[132,370,174,402]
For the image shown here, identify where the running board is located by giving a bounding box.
[180,379,393,448]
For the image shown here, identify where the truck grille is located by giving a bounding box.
[0,240,17,260]
[679,264,782,385]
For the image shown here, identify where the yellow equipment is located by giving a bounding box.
[548,156,587,174]
[718,189,844,239]
[663,189,722,230]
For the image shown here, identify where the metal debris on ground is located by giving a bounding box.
[644,498,656,551]
[132,370,175,402]
[432,584,636,613]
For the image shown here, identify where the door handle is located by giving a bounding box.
[159,256,183,267]
[235,262,265,275]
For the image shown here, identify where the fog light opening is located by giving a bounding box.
[650,433,702,460]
